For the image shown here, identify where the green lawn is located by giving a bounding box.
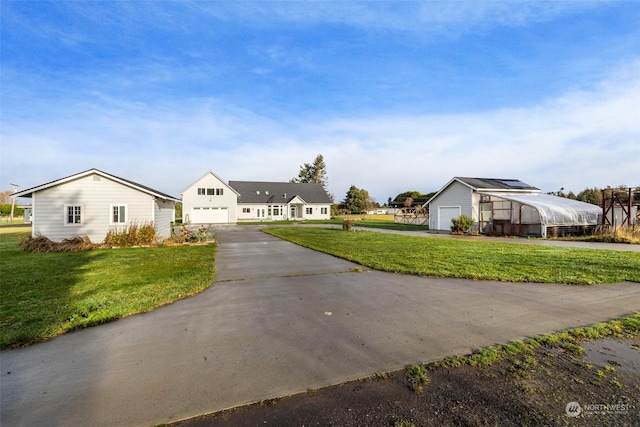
[0,219,28,226]
[263,227,640,285]
[240,216,426,232]
[340,218,427,231]
[0,228,216,349]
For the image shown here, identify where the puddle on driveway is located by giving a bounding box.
[582,337,640,373]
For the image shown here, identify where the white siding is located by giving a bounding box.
[31,174,159,243]
[429,181,473,231]
[302,204,331,220]
[237,204,279,221]
[154,199,176,239]
[182,173,237,224]
[237,203,331,221]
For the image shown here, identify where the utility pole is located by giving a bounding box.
[9,183,19,222]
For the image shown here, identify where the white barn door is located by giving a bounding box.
[438,206,461,230]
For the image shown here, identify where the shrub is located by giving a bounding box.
[137,223,158,245]
[169,225,213,243]
[103,222,158,247]
[405,364,430,393]
[0,204,25,216]
[19,234,96,253]
[342,219,353,231]
[193,225,211,242]
[450,214,474,234]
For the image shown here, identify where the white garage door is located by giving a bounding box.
[438,206,461,230]
[191,207,229,224]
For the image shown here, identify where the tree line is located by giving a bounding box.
[290,155,640,214]
[5,156,634,219]
[552,185,640,205]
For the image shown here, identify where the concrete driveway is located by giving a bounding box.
[2,226,639,426]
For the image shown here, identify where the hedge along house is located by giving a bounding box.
[425,177,601,238]
[13,169,179,243]
[229,181,332,221]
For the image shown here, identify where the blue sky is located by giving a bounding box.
[2,1,639,203]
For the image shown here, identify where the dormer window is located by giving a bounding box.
[265,191,269,195]
[256,191,260,195]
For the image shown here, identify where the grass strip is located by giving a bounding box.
[0,228,215,349]
[432,312,640,369]
[263,227,640,284]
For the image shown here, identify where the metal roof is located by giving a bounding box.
[424,177,541,206]
[229,181,331,204]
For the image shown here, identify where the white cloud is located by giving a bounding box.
[3,60,639,203]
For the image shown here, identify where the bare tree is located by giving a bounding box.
[0,191,12,204]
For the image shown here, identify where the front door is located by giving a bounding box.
[290,206,296,218]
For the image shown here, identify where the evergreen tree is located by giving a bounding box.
[343,185,369,213]
[291,154,328,190]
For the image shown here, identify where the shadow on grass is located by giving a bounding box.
[0,229,105,349]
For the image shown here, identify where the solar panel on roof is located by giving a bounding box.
[499,180,530,188]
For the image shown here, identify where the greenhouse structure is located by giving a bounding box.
[426,177,602,237]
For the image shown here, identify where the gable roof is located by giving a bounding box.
[228,181,331,204]
[13,168,180,201]
[425,177,540,206]
[181,171,240,196]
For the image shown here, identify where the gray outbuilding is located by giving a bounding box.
[425,177,601,237]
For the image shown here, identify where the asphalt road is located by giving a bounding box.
[1,226,639,426]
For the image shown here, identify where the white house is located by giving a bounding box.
[181,171,240,224]
[230,181,332,221]
[181,172,332,223]
[425,177,601,237]
[13,169,179,243]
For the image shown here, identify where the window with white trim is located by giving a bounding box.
[111,205,127,224]
[198,188,206,195]
[243,208,251,213]
[321,207,328,214]
[306,207,313,214]
[216,188,224,195]
[65,205,83,225]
